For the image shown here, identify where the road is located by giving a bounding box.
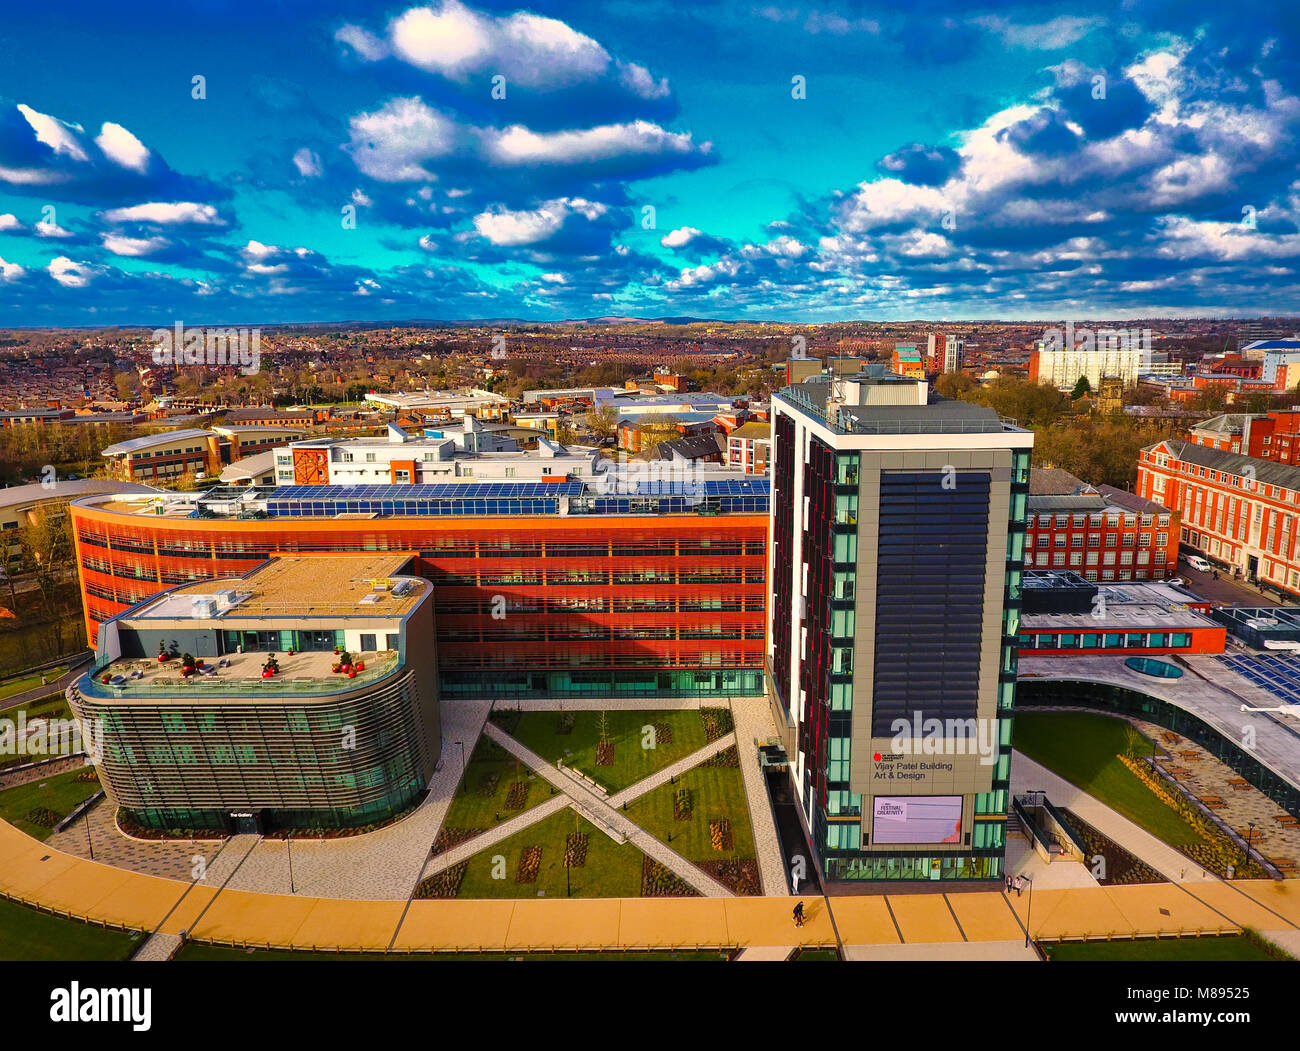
[1171,558,1281,608]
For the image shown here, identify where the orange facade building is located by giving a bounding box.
[70,482,769,700]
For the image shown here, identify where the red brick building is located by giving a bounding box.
[1138,436,1300,599]
[1026,468,1178,582]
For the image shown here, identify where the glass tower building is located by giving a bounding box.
[767,369,1033,882]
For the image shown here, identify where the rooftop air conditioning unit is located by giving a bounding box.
[192,596,218,619]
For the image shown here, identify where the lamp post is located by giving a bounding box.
[455,739,466,771]
[285,832,295,894]
[1021,874,1034,949]
[84,806,94,861]
[1244,822,1256,874]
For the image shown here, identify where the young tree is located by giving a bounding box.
[1070,375,1092,400]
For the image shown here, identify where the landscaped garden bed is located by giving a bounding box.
[416,863,467,899]
[516,845,543,883]
[709,818,733,851]
[641,857,698,897]
[673,788,693,821]
[505,781,531,809]
[564,832,588,868]
[699,707,733,742]
[455,809,644,899]
[509,709,708,792]
[432,826,487,856]
[1059,808,1166,884]
[701,744,740,769]
[700,857,760,896]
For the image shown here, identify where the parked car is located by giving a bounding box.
[1185,555,1213,572]
[1164,576,1185,586]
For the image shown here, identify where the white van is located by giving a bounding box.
[1185,555,1213,572]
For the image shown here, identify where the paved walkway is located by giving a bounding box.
[0,654,91,711]
[1011,750,1219,884]
[477,721,733,897]
[730,695,786,896]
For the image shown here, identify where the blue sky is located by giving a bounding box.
[0,0,1297,324]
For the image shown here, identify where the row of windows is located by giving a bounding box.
[1020,631,1194,650]
[1032,531,1168,547]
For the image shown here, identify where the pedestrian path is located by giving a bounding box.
[1011,751,1219,884]
[419,796,570,877]
[482,721,733,897]
[0,654,91,711]
[131,932,181,961]
[730,696,787,896]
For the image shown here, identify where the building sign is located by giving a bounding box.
[872,795,963,844]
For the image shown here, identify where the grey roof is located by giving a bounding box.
[219,450,278,482]
[0,479,159,512]
[1147,438,1300,493]
[1026,494,1107,512]
[652,433,727,461]
[781,379,1009,433]
[1029,467,1092,496]
[101,428,213,457]
[1189,413,1262,435]
[1097,484,1171,515]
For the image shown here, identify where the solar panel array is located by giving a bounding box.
[269,482,586,500]
[1216,653,1300,705]
[257,478,769,518]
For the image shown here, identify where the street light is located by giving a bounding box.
[1244,822,1256,874]
[285,832,294,894]
[455,740,466,770]
[84,806,94,861]
[1021,873,1034,949]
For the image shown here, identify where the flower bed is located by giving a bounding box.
[476,772,500,798]
[416,863,467,899]
[700,744,740,769]
[673,788,693,822]
[505,781,530,810]
[700,857,760,896]
[641,857,698,897]
[700,707,733,743]
[1119,755,1269,879]
[596,741,615,766]
[653,722,673,745]
[25,806,60,828]
[709,818,733,851]
[432,826,487,856]
[516,845,542,883]
[564,832,589,868]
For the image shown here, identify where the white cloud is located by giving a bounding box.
[0,255,25,281]
[661,226,701,249]
[47,256,96,288]
[17,104,88,162]
[94,122,150,172]
[472,197,605,245]
[34,219,74,238]
[335,23,390,61]
[972,15,1100,50]
[346,97,457,181]
[102,201,224,226]
[292,148,323,178]
[487,120,707,166]
[0,214,22,232]
[102,233,169,256]
[345,2,666,94]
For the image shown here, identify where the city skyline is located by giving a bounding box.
[0,0,1297,325]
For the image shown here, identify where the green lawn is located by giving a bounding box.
[0,695,76,771]
[624,764,755,865]
[509,709,711,793]
[178,943,731,961]
[449,807,645,899]
[440,735,551,833]
[1044,936,1277,962]
[0,766,101,840]
[1012,711,1202,848]
[0,665,72,702]
[0,895,137,961]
